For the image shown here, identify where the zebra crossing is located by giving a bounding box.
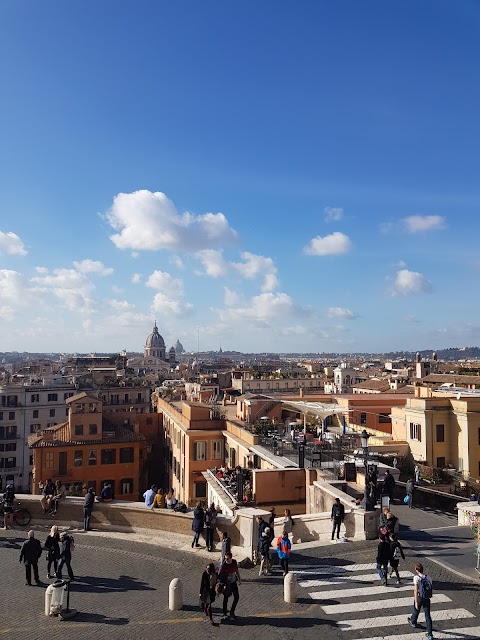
[293,562,479,639]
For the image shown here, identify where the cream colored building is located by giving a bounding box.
[391,389,480,479]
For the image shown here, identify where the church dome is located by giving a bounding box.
[144,322,166,360]
[175,339,185,354]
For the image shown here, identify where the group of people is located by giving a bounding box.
[192,502,219,551]
[39,479,66,516]
[256,510,293,577]
[143,486,181,510]
[19,527,75,586]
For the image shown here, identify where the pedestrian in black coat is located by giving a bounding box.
[388,533,405,583]
[376,533,392,586]
[83,487,95,531]
[44,525,60,578]
[192,503,205,547]
[19,530,43,585]
[199,562,218,624]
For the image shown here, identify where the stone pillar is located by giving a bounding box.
[284,572,297,603]
[169,578,183,610]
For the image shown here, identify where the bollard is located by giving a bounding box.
[45,584,55,616]
[169,578,183,611]
[284,572,297,603]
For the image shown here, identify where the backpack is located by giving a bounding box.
[174,501,187,513]
[69,536,75,553]
[418,576,432,600]
[393,545,402,560]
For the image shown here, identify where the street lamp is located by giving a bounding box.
[360,429,373,511]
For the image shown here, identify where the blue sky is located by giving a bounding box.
[1,1,479,354]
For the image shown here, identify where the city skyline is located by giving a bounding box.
[1,2,479,354]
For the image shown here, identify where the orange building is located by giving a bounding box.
[30,392,149,500]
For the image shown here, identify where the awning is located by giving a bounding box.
[282,400,349,420]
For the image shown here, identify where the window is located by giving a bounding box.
[436,456,446,468]
[74,450,83,467]
[45,452,54,469]
[194,481,207,498]
[9,412,15,420]
[64,392,74,400]
[120,447,134,463]
[31,394,39,403]
[101,448,116,465]
[360,412,367,425]
[4,457,16,468]
[436,424,445,443]
[30,424,41,433]
[120,478,133,494]
[5,443,16,452]
[409,422,421,441]
[89,424,98,435]
[212,440,223,460]
[88,449,97,466]
[379,413,391,424]
[49,408,56,418]
[0,412,2,420]
[75,425,84,436]
[48,393,58,402]
[193,441,207,461]
[29,455,33,465]
[33,409,39,419]
[5,426,17,439]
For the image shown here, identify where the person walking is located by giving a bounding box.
[408,562,433,640]
[388,533,405,583]
[258,526,272,576]
[44,525,60,578]
[331,497,345,541]
[199,562,218,625]
[276,530,292,576]
[406,478,415,509]
[192,502,205,548]
[204,503,217,552]
[56,531,75,581]
[385,510,399,537]
[219,551,241,620]
[3,484,15,529]
[83,487,95,531]
[382,469,396,502]
[220,531,231,564]
[376,533,391,586]
[19,530,43,586]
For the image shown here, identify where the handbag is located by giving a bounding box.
[379,526,387,535]
[404,495,410,504]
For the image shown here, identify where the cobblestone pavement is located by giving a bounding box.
[1,528,479,640]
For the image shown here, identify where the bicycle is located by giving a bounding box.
[0,499,31,527]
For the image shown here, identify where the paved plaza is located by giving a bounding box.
[1,503,480,640]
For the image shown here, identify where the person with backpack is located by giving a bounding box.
[3,484,15,529]
[56,531,75,581]
[331,497,345,541]
[276,530,292,576]
[406,478,415,509]
[376,532,391,586]
[388,533,405,583]
[408,562,433,640]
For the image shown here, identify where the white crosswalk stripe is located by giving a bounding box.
[296,561,478,638]
[298,571,412,588]
[349,627,480,640]
[309,584,412,599]
[322,593,451,615]
[338,608,475,631]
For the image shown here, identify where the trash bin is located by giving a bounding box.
[45,579,68,616]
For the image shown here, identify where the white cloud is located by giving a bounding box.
[0,270,29,302]
[324,206,343,222]
[111,285,124,294]
[151,292,193,317]
[327,307,358,320]
[31,268,95,311]
[196,249,228,277]
[391,269,432,296]
[145,270,184,297]
[108,299,135,311]
[106,189,238,252]
[224,287,243,307]
[404,215,446,233]
[171,255,184,269]
[131,273,142,284]
[35,266,49,274]
[304,231,352,256]
[281,325,308,335]
[0,231,27,256]
[215,292,295,326]
[233,252,279,292]
[73,259,114,276]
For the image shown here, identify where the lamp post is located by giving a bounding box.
[360,429,373,511]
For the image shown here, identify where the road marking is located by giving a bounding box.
[338,608,475,631]
[295,563,377,575]
[322,593,451,615]
[299,571,413,588]
[349,626,480,640]
[309,584,412,599]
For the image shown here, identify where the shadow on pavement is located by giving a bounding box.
[73,574,155,594]
[233,616,337,629]
[68,612,129,625]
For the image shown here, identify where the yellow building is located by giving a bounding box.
[391,390,480,479]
